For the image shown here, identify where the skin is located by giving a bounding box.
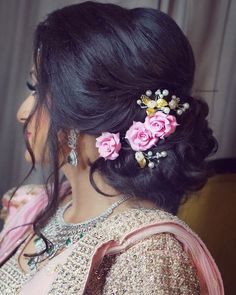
[16,69,159,272]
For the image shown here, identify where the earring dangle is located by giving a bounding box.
[67,129,79,166]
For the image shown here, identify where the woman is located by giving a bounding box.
[0,1,224,294]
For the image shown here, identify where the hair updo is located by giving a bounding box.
[30,1,217,222]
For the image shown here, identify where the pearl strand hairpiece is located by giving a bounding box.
[95,89,190,169]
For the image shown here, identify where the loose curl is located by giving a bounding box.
[11,1,217,256]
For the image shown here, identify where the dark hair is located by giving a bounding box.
[22,1,217,249]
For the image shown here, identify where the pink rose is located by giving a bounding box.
[125,121,158,151]
[96,132,121,160]
[144,111,178,139]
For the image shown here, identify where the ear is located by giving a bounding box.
[77,133,100,165]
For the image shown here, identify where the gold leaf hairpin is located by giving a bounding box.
[136,89,189,116]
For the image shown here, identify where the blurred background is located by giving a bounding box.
[0,0,235,293]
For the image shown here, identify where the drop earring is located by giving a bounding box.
[67,129,79,166]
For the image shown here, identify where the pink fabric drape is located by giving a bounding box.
[0,182,70,263]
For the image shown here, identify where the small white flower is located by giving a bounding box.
[147,100,156,108]
[135,151,145,161]
[169,99,178,109]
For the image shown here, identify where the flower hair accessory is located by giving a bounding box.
[137,89,190,116]
[96,89,190,168]
[95,132,121,160]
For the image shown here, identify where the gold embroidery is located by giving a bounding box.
[48,208,191,294]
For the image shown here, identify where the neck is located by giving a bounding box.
[61,163,137,224]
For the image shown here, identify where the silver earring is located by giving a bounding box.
[67,129,79,166]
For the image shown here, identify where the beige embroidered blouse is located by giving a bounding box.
[86,232,201,294]
[0,196,202,295]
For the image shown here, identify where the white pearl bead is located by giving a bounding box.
[148,162,155,168]
[146,90,152,96]
[163,107,170,114]
[172,95,177,99]
[177,109,183,115]
[161,151,167,157]
[183,102,190,109]
[137,99,142,105]
[156,152,161,158]
[147,151,153,156]
[162,89,169,96]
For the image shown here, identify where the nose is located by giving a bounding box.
[17,94,35,123]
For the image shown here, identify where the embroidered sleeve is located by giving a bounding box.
[101,233,201,295]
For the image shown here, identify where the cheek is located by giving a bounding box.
[17,94,36,123]
[25,112,50,164]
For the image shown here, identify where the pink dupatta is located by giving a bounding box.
[0,182,70,263]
